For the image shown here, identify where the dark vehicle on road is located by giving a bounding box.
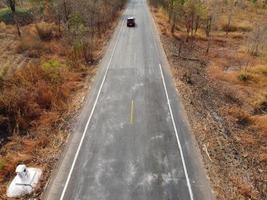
[127,17,135,27]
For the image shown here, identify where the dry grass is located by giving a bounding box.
[0,58,84,135]
[229,175,258,199]
[0,58,87,198]
[15,23,64,58]
[250,115,267,136]
[35,22,58,41]
[226,107,251,125]
[0,22,6,30]
[16,36,46,57]
[151,1,267,199]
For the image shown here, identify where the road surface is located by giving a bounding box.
[44,0,214,199]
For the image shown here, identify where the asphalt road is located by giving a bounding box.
[44,0,214,199]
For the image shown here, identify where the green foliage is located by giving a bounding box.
[42,59,64,84]
[68,14,89,60]
[0,8,33,25]
[238,72,251,81]
[42,59,61,70]
[68,13,87,39]
[183,0,208,19]
[0,160,5,171]
[183,0,208,37]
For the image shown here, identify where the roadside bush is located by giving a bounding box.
[221,23,252,32]
[35,22,54,41]
[42,59,65,84]
[16,36,50,58]
[254,96,267,114]
[0,8,33,26]
[238,72,252,81]
[0,60,73,135]
[227,107,251,126]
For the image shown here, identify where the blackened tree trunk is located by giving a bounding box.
[7,0,21,37]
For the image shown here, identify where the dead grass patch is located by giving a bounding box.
[226,107,251,126]
[250,115,267,136]
[238,133,256,145]
[35,22,59,41]
[0,57,89,198]
[16,36,49,58]
[230,175,258,199]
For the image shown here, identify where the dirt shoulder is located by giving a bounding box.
[151,6,267,200]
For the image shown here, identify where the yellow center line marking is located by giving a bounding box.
[130,100,134,125]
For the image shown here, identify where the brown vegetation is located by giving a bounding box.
[150,0,267,199]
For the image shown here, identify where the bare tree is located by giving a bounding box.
[225,0,237,35]
[247,23,267,56]
[54,0,126,63]
[5,0,21,37]
[183,0,207,41]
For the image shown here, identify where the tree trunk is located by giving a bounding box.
[171,14,176,34]
[44,0,50,21]
[13,13,21,37]
[168,0,174,22]
[206,36,211,54]
[8,0,21,37]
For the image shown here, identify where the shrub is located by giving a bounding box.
[35,22,53,41]
[221,23,252,32]
[227,107,251,126]
[0,61,73,135]
[0,8,33,26]
[16,36,49,58]
[182,73,193,84]
[238,72,251,81]
[42,59,65,84]
[254,96,267,114]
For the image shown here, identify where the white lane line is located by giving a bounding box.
[59,15,126,200]
[159,64,194,200]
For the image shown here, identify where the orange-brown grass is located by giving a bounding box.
[229,175,258,199]
[238,133,256,145]
[16,23,65,58]
[0,58,86,196]
[250,115,267,136]
[16,35,49,57]
[208,65,242,85]
[0,63,70,132]
[225,106,251,124]
[258,152,267,162]
[151,7,171,36]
